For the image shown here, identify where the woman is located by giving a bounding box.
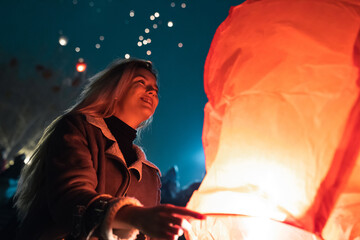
[14,58,204,240]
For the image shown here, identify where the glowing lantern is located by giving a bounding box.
[186,0,360,239]
[76,61,87,73]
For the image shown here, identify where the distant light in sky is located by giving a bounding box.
[59,36,68,46]
[139,35,144,41]
[178,42,183,48]
[147,38,151,43]
[154,12,160,18]
[95,43,100,49]
[146,50,152,55]
[143,40,148,45]
[150,15,155,20]
[76,61,87,72]
[181,3,186,8]
[99,35,104,41]
[167,21,174,27]
[153,24,158,29]
[129,10,135,17]
[145,28,150,33]
[89,1,94,7]
[137,41,143,47]
[75,47,80,52]
[125,54,130,59]
[171,2,175,7]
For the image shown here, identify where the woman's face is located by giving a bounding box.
[114,68,159,128]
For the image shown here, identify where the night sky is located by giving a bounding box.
[0,0,245,187]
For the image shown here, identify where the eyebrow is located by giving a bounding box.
[135,74,159,91]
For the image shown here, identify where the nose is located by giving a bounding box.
[146,86,157,96]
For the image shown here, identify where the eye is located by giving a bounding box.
[137,79,145,85]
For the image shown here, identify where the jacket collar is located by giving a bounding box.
[85,115,161,181]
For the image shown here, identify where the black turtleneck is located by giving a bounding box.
[104,116,138,167]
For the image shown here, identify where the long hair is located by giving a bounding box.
[14,58,158,221]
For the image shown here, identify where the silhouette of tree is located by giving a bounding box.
[0,56,85,161]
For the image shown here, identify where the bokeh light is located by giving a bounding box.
[129,10,135,17]
[178,42,183,48]
[171,2,175,7]
[154,12,160,18]
[76,61,87,72]
[137,41,143,47]
[143,40,148,45]
[59,36,68,46]
[75,47,80,52]
[167,21,174,27]
[95,43,100,49]
[99,35,104,41]
[125,53,130,59]
[150,15,155,20]
[145,28,150,33]
[146,50,152,55]
[147,38,152,43]
[153,24,158,29]
[139,35,144,41]
[181,3,186,8]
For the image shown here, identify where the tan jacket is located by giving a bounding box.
[17,113,161,240]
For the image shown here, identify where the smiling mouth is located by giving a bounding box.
[141,96,153,106]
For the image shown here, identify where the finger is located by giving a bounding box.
[162,215,183,227]
[166,206,206,219]
[155,225,181,239]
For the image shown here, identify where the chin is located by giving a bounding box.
[140,111,153,122]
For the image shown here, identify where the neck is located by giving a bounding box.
[113,113,140,129]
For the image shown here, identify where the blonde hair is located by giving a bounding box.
[14,58,158,221]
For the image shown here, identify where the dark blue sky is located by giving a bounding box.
[0,0,245,186]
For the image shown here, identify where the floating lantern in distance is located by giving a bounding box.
[186,0,360,240]
[76,59,86,72]
[59,36,68,46]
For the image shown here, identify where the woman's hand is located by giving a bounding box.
[114,204,205,240]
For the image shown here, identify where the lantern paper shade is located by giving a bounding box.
[186,0,360,239]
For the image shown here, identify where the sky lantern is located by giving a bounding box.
[186,0,360,239]
[76,59,87,73]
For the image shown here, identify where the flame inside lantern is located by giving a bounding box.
[186,0,360,239]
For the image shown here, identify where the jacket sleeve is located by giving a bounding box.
[45,115,141,239]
